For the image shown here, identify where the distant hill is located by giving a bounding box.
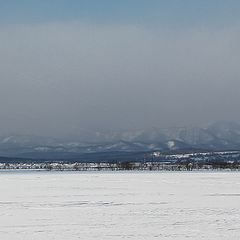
[1,122,240,160]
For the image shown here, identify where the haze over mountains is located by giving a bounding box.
[1,122,240,160]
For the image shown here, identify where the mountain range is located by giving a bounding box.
[1,122,240,160]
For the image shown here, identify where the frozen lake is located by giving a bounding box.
[0,171,239,240]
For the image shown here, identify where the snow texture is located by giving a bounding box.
[0,171,239,239]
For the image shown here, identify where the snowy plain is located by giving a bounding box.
[0,171,239,240]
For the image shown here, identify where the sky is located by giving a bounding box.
[0,1,240,137]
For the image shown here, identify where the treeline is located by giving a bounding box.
[1,161,240,171]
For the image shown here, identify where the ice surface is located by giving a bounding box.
[0,171,239,240]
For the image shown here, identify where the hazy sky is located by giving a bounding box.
[0,1,240,136]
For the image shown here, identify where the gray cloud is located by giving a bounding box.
[0,22,239,136]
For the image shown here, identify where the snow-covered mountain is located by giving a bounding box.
[1,122,240,159]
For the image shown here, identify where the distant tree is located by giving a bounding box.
[120,161,133,170]
[46,164,53,171]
